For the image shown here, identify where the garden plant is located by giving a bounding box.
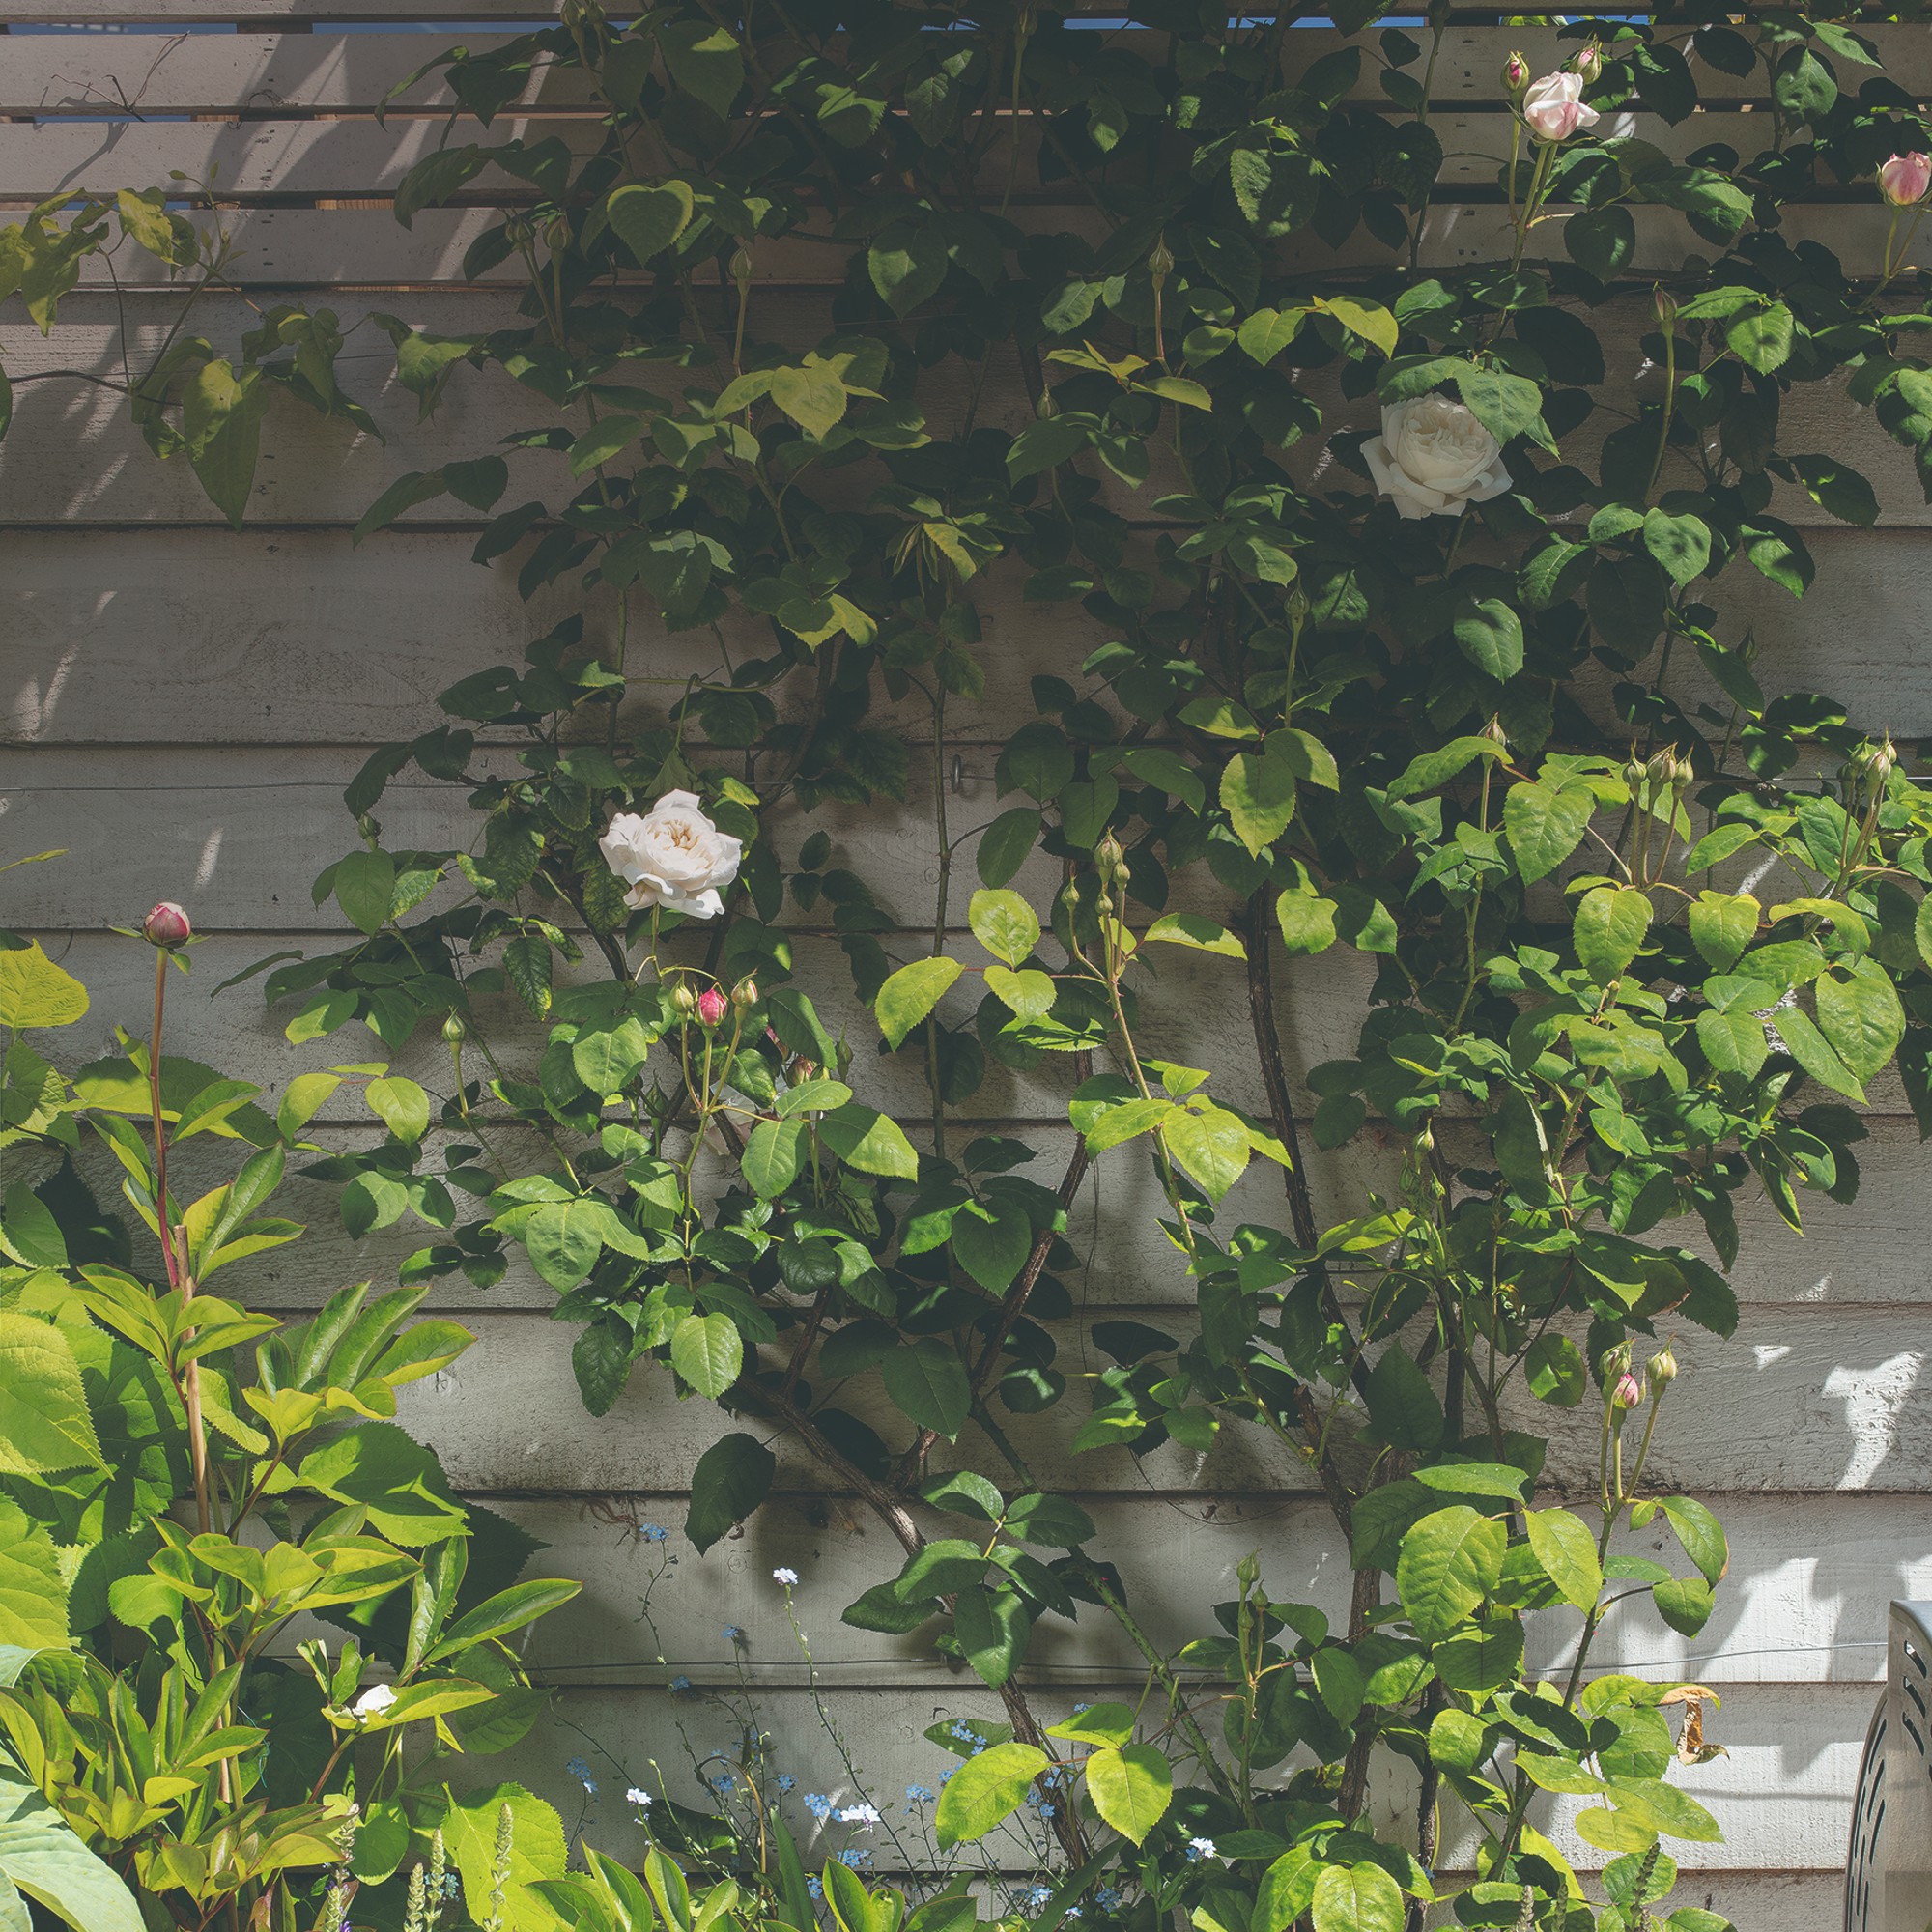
[10,3,1932,1928]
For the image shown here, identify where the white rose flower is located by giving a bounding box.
[1362,394,1512,520]
[351,1683,398,1720]
[1521,71,1600,144]
[599,790,743,921]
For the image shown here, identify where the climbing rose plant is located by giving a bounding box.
[24,4,1932,1927]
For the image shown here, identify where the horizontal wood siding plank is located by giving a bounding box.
[382,1303,1932,1497]
[485,1677,1869,1875]
[8,26,1924,115]
[3,528,1920,750]
[1,296,1920,528]
[476,1491,1932,1691]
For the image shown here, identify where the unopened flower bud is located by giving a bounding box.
[1646,746,1678,790]
[1414,1126,1435,1153]
[1622,754,1645,794]
[696,986,729,1027]
[1654,285,1679,329]
[1880,152,1932,210]
[672,981,698,1015]
[503,213,535,250]
[1600,1342,1633,1380]
[1647,1346,1678,1388]
[1502,50,1530,95]
[1573,43,1605,85]
[143,901,191,949]
[442,1014,467,1047]
[1480,714,1509,747]
[1095,832,1128,883]
[1611,1371,1643,1411]
[730,247,753,288]
[732,976,759,1009]
[1672,754,1696,792]
[545,214,573,254]
[1149,239,1174,286]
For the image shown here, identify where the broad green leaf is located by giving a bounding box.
[1162,1103,1250,1202]
[1451,597,1523,681]
[334,849,396,937]
[1574,886,1652,985]
[1310,1862,1404,1932]
[743,1117,806,1198]
[0,1315,99,1476]
[444,1784,569,1932]
[877,956,963,1049]
[1524,1508,1604,1610]
[977,807,1042,887]
[952,1583,1032,1688]
[1316,294,1397,356]
[0,944,87,1030]
[686,1434,775,1552]
[364,1075,430,1144]
[969,890,1041,968]
[1121,747,1206,812]
[1651,1576,1715,1636]
[1083,1744,1172,1845]
[1143,913,1244,959]
[670,1313,742,1399]
[1696,1008,1767,1080]
[881,1337,971,1438]
[984,966,1056,1020]
[0,1768,142,1932]
[950,1197,1033,1293]
[819,1102,920,1179]
[1724,301,1794,374]
[1276,887,1338,957]
[1642,508,1712,587]
[1503,783,1593,885]
[0,1502,66,1650]
[1396,1505,1505,1642]
[1688,892,1758,973]
[1773,1004,1865,1101]
[0,1187,64,1272]
[1815,957,1905,1084]
[657,18,744,116]
[1659,1495,1728,1584]
[1255,1851,1320,1932]
[297,1421,467,1545]
[607,181,694,265]
[933,1742,1047,1848]
[1220,750,1295,857]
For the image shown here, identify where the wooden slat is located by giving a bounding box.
[0,109,1880,205]
[481,1491,1932,1690]
[3,295,1923,529]
[486,1677,1866,1875]
[34,201,1909,294]
[0,28,541,115]
[388,1302,1932,1498]
[8,527,1925,752]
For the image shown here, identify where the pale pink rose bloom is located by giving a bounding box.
[1880,153,1932,208]
[1522,71,1600,144]
[1363,395,1512,520]
[598,789,742,920]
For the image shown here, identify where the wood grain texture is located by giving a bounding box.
[4,25,1920,117]
[3,290,1920,529]
[2,526,1925,752]
[475,1491,1932,1691]
[486,1677,1867,1876]
[381,1302,1932,1499]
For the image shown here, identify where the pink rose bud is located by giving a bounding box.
[1502,50,1530,94]
[1612,1371,1644,1410]
[1880,152,1932,209]
[696,986,729,1027]
[732,976,759,1009]
[142,901,191,949]
[1573,43,1605,84]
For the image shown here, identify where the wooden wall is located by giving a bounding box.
[7,9,1929,1921]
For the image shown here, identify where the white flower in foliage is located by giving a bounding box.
[1363,394,1512,521]
[352,1683,398,1720]
[599,790,742,920]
